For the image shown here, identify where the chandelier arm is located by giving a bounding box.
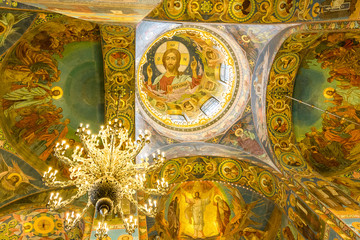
[132,162,150,170]
[72,176,96,189]
[71,145,106,177]
[125,194,156,217]
[114,147,161,175]
[62,187,88,209]
[100,128,110,151]
[43,168,79,189]
[45,180,76,188]
[124,136,149,161]
[121,177,144,192]
[114,151,133,170]
[89,148,102,164]
[69,165,94,182]
[81,140,97,161]
[124,193,139,206]
[47,186,87,211]
[141,188,168,196]
[128,141,146,161]
[116,200,125,219]
[143,163,163,173]
[79,156,104,178]
[113,156,137,175]
[108,132,116,172]
[65,197,92,231]
[112,199,121,215]
[78,129,105,166]
[52,139,103,179]
[71,155,89,163]
[117,200,137,235]
[53,154,75,167]
[78,163,100,179]
[134,154,165,173]
[116,167,150,188]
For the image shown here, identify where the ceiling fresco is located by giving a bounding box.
[224,24,296,70]
[137,24,250,141]
[266,21,360,240]
[217,104,268,159]
[251,25,296,170]
[0,16,104,176]
[0,1,358,240]
[0,208,86,239]
[135,22,292,169]
[0,1,39,9]
[293,31,360,176]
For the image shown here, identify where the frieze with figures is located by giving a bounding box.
[146,0,359,23]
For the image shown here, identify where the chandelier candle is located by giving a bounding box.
[42,119,169,236]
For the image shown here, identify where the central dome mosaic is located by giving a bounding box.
[137,26,249,140]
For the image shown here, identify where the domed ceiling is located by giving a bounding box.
[136,25,250,141]
[0,0,359,240]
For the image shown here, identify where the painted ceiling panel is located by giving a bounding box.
[15,0,161,23]
[266,22,360,239]
[292,31,360,176]
[0,15,104,176]
[136,24,250,141]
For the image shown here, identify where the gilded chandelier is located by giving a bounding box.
[42,119,169,236]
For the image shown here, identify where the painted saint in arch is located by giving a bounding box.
[183,191,212,238]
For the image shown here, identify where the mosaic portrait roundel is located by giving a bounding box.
[137,26,248,140]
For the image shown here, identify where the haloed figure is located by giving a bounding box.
[184,191,211,238]
[147,48,201,94]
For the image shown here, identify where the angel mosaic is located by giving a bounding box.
[0,153,39,203]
